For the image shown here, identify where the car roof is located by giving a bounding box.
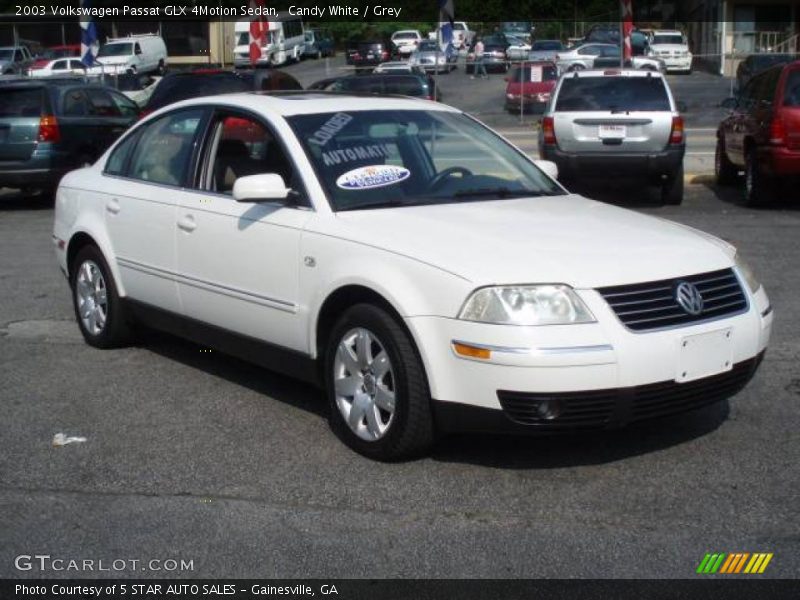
[652,30,683,35]
[565,69,665,79]
[153,92,458,117]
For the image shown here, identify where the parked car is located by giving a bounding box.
[374,61,428,76]
[0,80,139,195]
[439,21,474,49]
[501,21,533,44]
[345,39,392,69]
[144,69,302,114]
[29,45,81,70]
[303,28,335,59]
[557,43,663,72]
[466,36,510,74]
[505,61,558,113]
[584,24,620,45]
[27,58,87,78]
[52,93,771,460]
[716,60,800,205]
[506,35,532,62]
[0,45,35,74]
[527,40,565,62]
[736,53,798,93]
[409,40,457,73]
[95,34,168,76]
[321,73,440,101]
[647,30,693,74]
[539,69,686,204]
[390,30,423,58]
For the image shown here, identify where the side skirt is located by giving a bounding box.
[125,299,322,387]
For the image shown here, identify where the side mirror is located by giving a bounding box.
[233,173,291,203]
[676,100,688,113]
[719,97,737,109]
[534,159,558,180]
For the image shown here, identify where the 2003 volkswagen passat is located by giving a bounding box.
[53,92,773,460]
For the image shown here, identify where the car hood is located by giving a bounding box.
[331,195,734,287]
[95,56,131,65]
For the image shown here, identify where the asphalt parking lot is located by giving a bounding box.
[1,58,799,580]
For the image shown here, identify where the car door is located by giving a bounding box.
[175,109,312,352]
[102,107,209,313]
[726,76,759,164]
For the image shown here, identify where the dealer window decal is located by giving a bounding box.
[336,165,411,190]
[322,144,393,166]
[308,112,353,146]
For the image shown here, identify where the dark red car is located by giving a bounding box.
[504,61,558,113]
[716,60,800,205]
[29,45,81,70]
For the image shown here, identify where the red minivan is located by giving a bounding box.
[504,61,558,114]
[716,60,800,205]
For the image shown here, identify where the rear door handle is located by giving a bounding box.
[106,199,121,214]
[177,215,197,232]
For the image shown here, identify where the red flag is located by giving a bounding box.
[249,0,268,65]
[621,0,634,62]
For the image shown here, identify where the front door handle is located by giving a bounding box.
[177,215,197,232]
[106,198,121,214]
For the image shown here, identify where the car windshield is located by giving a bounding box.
[652,34,684,45]
[393,32,417,40]
[146,73,253,110]
[418,41,439,51]
[555,76,670,111]
[98,43,133,57]
[511,64,557,82]
[532,41,562,51]
[0,49,14,60]
[288,110,563,212]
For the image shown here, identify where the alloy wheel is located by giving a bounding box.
[75,260,108,335]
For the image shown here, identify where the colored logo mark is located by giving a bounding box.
[696,552,773,574]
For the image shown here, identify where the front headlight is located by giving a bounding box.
[459,285,595,326]
[735,253,761,294]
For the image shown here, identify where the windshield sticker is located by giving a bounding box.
[308,113,353,146]
[322,144,393,167]
[336,165,411,190]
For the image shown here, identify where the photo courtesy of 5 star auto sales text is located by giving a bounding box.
[0,0,799,598]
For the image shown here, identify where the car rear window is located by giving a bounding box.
[784,69,800,107]
[555,76,671,112]
[0,87,42,117]
[511,64,557,82]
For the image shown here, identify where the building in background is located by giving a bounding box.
[686,0,799,75]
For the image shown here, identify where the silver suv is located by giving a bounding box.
[539,69,686,204]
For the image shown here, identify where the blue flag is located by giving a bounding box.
[79,0,99,66]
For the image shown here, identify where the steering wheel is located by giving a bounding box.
[427,166,473,192]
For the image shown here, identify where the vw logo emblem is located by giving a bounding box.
[675,281,704,316]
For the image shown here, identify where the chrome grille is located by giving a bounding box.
[597,268,748,332]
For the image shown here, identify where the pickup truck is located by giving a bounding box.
[0,46,35,75]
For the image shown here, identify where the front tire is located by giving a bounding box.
[715,137,737,185]
[70,246,132,348]
[325,304,434,461]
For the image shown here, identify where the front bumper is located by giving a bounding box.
[540,143,685,180]
[662,57,693,71]
[407,283,772,434]
[759,145,800,177]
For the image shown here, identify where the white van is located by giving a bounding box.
[234,13,305,68]
[95,34,168,75]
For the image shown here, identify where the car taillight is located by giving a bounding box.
[381,51,389,59]
[38,115,60,143]
[669,115,684,145]
[769,115,786,146]
[542,116,556,145]
[137,109,152,120]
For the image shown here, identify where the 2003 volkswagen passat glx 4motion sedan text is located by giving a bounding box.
[53,92,773,461]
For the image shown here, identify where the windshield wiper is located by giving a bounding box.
[452,188,553,199]
[336,198,440,212]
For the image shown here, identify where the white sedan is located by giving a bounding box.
[27,57,86,77]
[53,93,772,460]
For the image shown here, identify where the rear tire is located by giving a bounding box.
[745,148,772,206]
[324,303,434,461]
[715,137,737,185]
[70,245,133,348]
[662,164,684,205]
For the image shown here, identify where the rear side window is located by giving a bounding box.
[127,108,206,186]
[0,88,42,117]
[556,77,671,111]
[63,89,89,116]
[86,89,122,117]
[783,69,800,107]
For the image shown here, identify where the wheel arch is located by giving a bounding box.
[66,227,126,296]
